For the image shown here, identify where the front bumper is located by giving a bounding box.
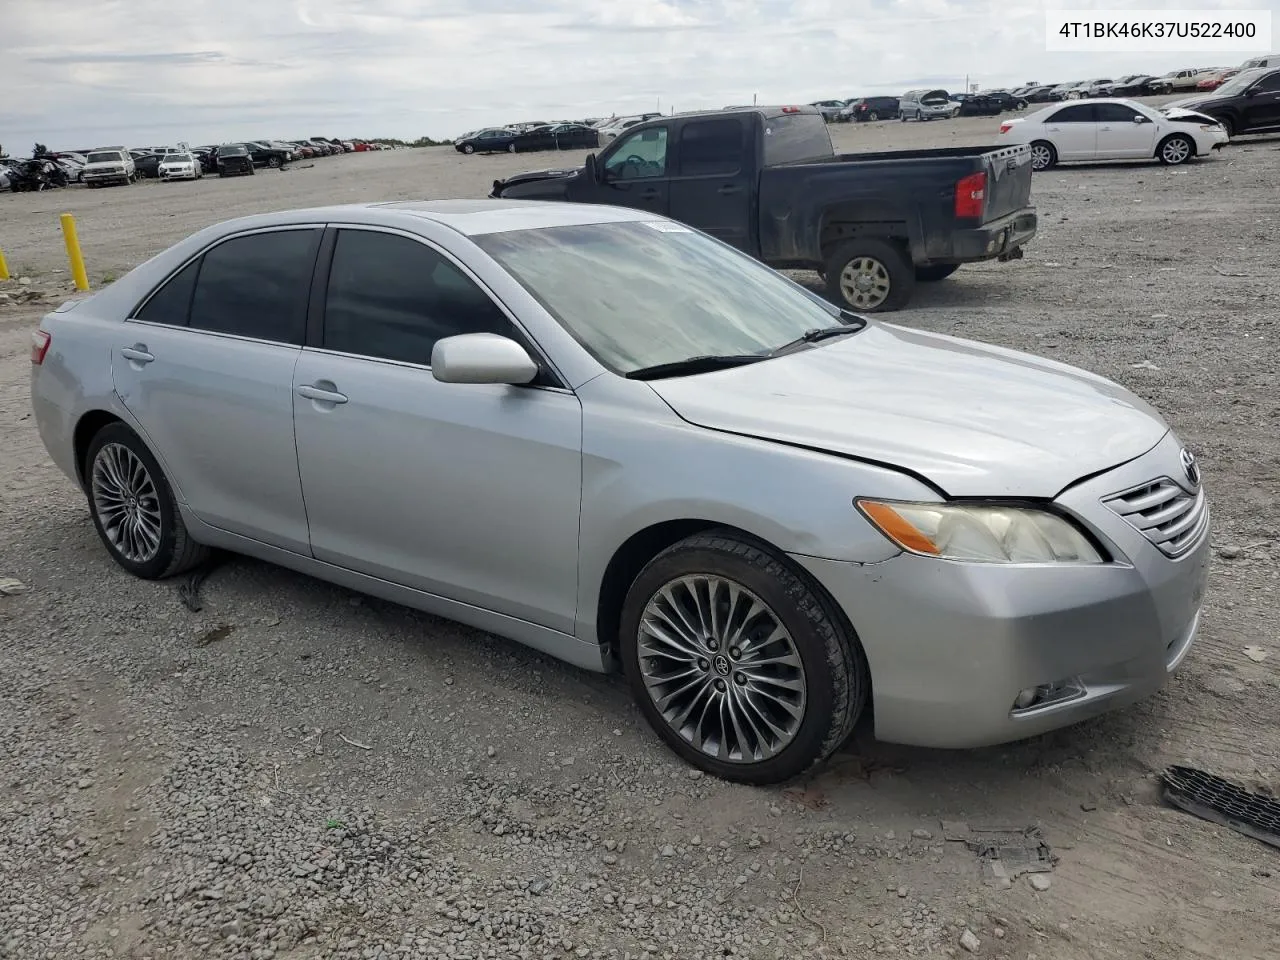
[159,169,197,180]
[947,207,1038,262]
[792,431,1210,749]
[84,173,129,185]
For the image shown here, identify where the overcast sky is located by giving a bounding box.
[2,0,1275,150]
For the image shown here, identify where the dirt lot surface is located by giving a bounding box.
[2,109,1279,960]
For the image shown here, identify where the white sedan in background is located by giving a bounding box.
[998,98,1228,170]
[157,152,203,182]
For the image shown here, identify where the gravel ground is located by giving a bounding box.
[2,105,1279,959]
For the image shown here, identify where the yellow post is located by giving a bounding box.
[0,247,9,280]
[60,213,90,291]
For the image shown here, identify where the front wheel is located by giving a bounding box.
[1157,134,1194,166]
[267,156,281,168]
[824,238,914,312]
[508,142,517,153]
[915,263,960,282]
[84,423,209,580]
[915,110,923,121]
[867,110,879,121]
[619,531,867,784]
[463,143,475,154]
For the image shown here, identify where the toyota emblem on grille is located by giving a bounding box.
[1180,448,1201,487]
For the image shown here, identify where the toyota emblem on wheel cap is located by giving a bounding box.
[1180,448,1201,487]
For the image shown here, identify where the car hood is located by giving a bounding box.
[645,322,1168,499]
[1166,93,1218,110]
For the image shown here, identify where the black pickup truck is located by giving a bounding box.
[491,105,1037,312]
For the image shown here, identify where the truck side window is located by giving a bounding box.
[678,119,745,176]
[604,127,669,180]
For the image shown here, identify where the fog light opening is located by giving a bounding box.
[1011,677,1086,714]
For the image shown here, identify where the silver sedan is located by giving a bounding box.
[29,200,1210,783]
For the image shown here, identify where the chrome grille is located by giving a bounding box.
[1103,478,1208,558]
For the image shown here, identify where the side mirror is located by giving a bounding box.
[431,333,538,385]
[584,152,602,183]
[1243,87,1257,97]
[1133,115,1147,123]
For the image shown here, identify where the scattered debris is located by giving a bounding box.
[1131,360,1160,371]
[1212,265,1248,278]
[1081,801,1098,812]
[0,577,29,596]
[959,928,981,953]
[782,786,830,810]
[943,822,1057,887]
[337,733,373,751]
[194,624,235,648]
[1243,646,1269,663]
[178,552,227,612]
[1029,874,1052,892]
[1162,765,1280,851]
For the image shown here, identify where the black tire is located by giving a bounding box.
[83,422,210,580]
[619,530,868,784]
[1029,140,1057,171]
[463,144,475,154]
[915,110,923,121]
[823,238,915,312]
[867,110,879,121]
[1157,134,1195,166]
[508,143,517,153]
[267,156,280,168]
[248,165,256,175]
[915,263,960,282]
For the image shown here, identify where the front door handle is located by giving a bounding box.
[121,344,154,364]
[297,383,348,404]
[638,188,661,199]
[717,185,742,195]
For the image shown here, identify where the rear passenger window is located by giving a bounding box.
[134,259,199,325]
[188,229,319,343]
[322,229,517,365]
[1047,105,1095,123]
[679,119,746,176]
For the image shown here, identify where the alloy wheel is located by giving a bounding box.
[839,256,892,309]
[1162,137,1191,164]
[1030,144,1054,170]
[636,575,808,764]
[91,442,163,563]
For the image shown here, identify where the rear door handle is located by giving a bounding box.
[717,185,743,195]
[121,345,154,364]
[297,383,348,404]
[638,188,661,199]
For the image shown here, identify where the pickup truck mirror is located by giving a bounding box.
[584,153,602,182]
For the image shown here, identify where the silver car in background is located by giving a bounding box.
[29,200,1210,784]
[899,88,960,121]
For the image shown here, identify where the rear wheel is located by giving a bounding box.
[868,110,880,121]
[915,263,960,282]
[84,423,209,580]
[619,530,867,784]
[915,110,923,121]
[463,143,475,154]
[1157,134,1194,166]
[508,142,517,153]
[1029,140,1057,171]
[824,238,914,312]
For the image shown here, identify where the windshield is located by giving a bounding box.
[474,221,850,376]
[218,145,248,156]
[1212,68,1266,96]
[86,152,121,163]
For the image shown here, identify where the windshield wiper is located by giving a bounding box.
[770,321,865,357]
[625,354,767,381]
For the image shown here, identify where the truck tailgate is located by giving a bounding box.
[982,144,1033,223]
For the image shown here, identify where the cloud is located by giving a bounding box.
[0,0,1274,149]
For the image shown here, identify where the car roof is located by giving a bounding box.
[210,199,665,238]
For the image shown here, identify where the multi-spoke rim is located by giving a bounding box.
[1162,137,1190,164]
[91,443,163,564]
[839,256,892,309]
[637,575,808,764]
[1030,144,1053,170]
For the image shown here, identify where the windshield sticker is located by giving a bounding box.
[642,221,692,233]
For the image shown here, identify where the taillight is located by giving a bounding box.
[781,105,801,113]
[954,171,986,219]
[999,122,1013,134]
[31,330,51,365]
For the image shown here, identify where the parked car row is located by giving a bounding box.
[454,115,667,156]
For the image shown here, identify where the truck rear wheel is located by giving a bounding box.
[824,240,914,313]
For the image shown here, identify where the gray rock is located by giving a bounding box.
[1029,874,1052,892]
[959,928,981,953]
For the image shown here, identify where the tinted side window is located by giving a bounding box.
[188,230,319,343]
[134,259,199,325]
[1255,71,1280,92]
[678,119,745,176]
[323,230,516,366]
[1047,105,1095,122]
[1094,103,1140,122]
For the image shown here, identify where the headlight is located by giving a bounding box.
[856,500,1103,564]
